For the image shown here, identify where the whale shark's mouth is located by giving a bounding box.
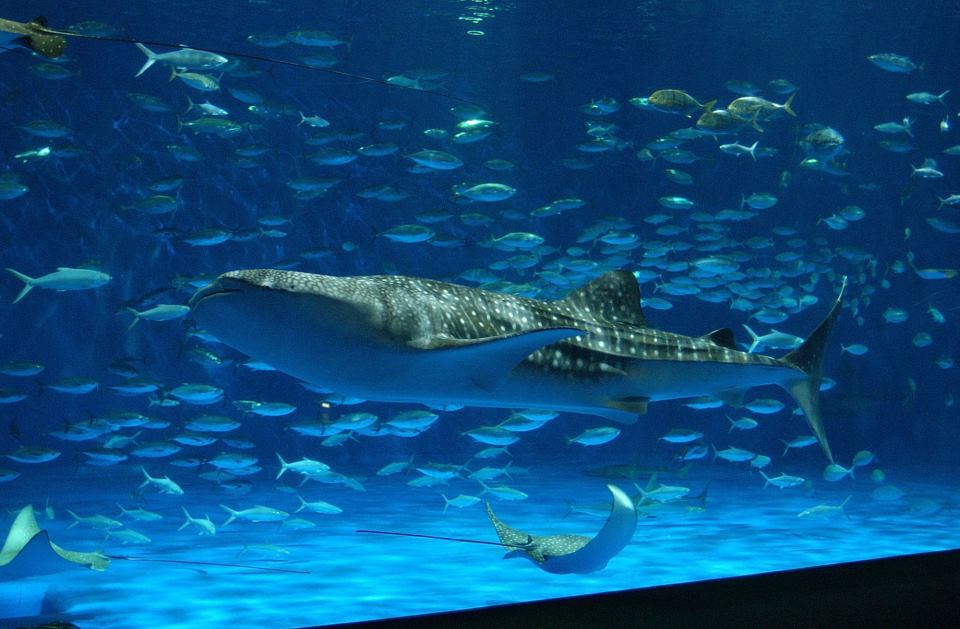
[190,272,271,304]
[189,283,242,308]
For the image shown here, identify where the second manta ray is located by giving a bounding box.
[191,269,846,461]
[486,484,637,574]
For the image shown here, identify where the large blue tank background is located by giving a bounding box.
[0,1,957,626]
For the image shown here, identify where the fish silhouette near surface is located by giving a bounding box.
[0,13,477,103]
[191,269,846,461]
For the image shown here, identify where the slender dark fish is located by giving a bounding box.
[3,14,481,104]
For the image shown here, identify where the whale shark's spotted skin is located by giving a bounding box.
[224,269,782,379]
[193,269,844,461]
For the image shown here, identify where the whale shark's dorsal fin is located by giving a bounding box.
[701,327,736,350]
[559,270,648,327]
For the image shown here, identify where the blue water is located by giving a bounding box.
[1,1,959,626]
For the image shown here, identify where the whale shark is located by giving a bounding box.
[485,484,637,574]
[190,269,845,461]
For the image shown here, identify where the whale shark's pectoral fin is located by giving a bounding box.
[597,362,629,377]
[604,396,650,416]
[715,388,745,409]
[408,327,585,391]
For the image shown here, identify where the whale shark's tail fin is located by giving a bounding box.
[780,277,847,463]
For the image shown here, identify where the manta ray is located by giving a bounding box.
[191,269,845,461]
[485,484,637,574]
[0,16,66,57]
[0,505,110,577]
[0,505,104,619]
[0,505,303,618]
